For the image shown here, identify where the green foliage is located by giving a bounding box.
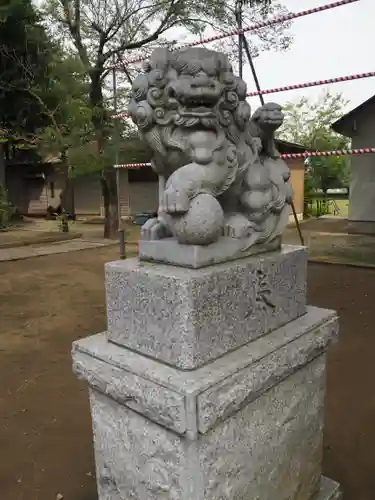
[69,132,151,178]
[278,91,351,194]
[0,185,14,229]
[304,197,345,218]
[0,0,95,169]
[41,0,292,119]
[54,210,70,232]
[118,134,152,165]
[34,51,95,172]
[0,0,55,139]
[278,91,349,143]
[206,1,293,68]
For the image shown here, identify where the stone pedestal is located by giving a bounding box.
[138,235,282,268]
[72,245,342,499]
[105,246,307,370]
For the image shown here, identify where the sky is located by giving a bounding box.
[245,0,375,113]
[33,0,374,116]
[173,0,375,115]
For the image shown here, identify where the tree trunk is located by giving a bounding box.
[101,167,118,239]
[90,71,119,239]
[60,177,75,220]
[0,143,5,189]
[60,157,76,220]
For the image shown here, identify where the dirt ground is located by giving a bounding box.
[284,216,350,240]
[1,247,375,500]
[284,217,375,267]
[0,229,81,249]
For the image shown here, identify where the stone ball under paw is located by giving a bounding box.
[169,193,224,245]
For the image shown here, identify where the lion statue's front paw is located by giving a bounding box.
[223,213,255,239]
[160,189,190,214]
[141,218,171,240]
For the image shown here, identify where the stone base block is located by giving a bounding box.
[348,220,375,235]
[105,244,307,370]
[73,306,339,500]
[318,477,342,500]
[139,235,281,268]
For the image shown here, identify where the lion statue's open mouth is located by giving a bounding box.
[180,104,216,118]
[167,77,222,119]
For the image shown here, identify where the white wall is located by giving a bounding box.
[349,111,375,223]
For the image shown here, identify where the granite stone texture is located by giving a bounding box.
[73,354,187,434]
[74,307,338,434]
[72,307,340,500]
[318,477,342,500]
[87,358,324,500]
[198,356,325,500]
[105,245,307,369]
[129,47,292,252]
[139,235,281,268]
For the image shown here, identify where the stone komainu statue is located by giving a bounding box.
[129,47,293,248]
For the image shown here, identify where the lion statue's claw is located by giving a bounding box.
[223,213,255,239]
[161,190,190,214]
[141,218,170,241]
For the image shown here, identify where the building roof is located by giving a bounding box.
[3,134,308,169]
[331,94,375,136]
[275,139,307,153]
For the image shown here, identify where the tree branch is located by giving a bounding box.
[60,0,90,68]
[115,56,133,85]
[103,0,179,60]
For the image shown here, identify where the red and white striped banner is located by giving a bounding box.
[247,71,375,97]
[116,0,359,68]
[116,162,152,169]
[113,70,375,120]
[281,148,375,159]
[114,148,375,169]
